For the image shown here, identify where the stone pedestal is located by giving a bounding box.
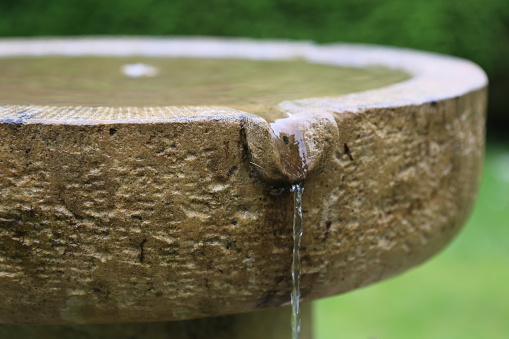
[0,304,312,339]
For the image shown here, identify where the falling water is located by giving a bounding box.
[269,115,308,339]
[290,182,304,339]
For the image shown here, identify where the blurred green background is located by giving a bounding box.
[1,0,507,337]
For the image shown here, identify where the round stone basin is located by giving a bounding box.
[0,37,487,328]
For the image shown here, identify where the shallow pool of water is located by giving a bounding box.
[0,57,409,117]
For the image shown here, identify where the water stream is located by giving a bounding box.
[290,182,305,339]
[270,114,308,339]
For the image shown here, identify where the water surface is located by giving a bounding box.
[0,57,409,118]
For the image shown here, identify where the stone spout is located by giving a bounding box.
[244,110,339,183]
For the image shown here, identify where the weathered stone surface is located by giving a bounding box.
[0,38,487,325]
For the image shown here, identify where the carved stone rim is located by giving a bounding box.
[0,36,488,124]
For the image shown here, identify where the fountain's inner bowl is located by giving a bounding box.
[0,57,408,115]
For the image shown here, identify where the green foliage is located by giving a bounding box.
[0,0,507,74]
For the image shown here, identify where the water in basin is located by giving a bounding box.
[0,57,408,120]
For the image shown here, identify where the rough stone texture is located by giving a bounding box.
[0,38,487,325]
[300,89,487,300]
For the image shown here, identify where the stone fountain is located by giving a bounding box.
[0,37,487,338]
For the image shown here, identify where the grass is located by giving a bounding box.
[314,140,509,339]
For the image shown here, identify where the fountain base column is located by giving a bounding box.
[0,303,313,339]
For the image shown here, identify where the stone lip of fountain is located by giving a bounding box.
[0,37,487,326]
